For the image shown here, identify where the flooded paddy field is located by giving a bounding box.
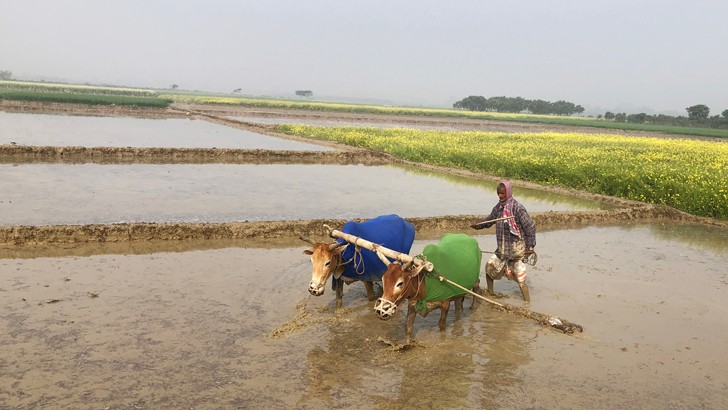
[1,222,727,409]
[0,111,332,151]
[0,163,611,226]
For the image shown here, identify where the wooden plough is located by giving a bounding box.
[324,224,584,335]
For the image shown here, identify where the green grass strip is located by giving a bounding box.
[0,80,158,97]
[0,89,171,107]
[276,125,728,219]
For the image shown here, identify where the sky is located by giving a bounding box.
[2,0,727,116]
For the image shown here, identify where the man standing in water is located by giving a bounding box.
[471,181,536,302]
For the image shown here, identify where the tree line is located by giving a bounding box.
[602,104,728,129]
[453,95,585,116]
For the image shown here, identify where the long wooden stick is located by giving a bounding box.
[471,215,515,228]
[429,268,506,308]
[429,267,583,334]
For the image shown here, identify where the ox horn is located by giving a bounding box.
[402,259,414,271]
[329,241,347,250]
[374,248,391,266]
[298,235,316,245]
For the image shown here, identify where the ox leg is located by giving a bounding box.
[335,280,344,309]
[454,295,464,312]
[486,274,494,294]
[363,281,375,301]
[518,281,530,302]
[471,279,481,309]
[438,301,450,331]
[405,303,417,343]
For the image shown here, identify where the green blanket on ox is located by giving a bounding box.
[417,233,482,313]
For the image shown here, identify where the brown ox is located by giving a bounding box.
[374,261,474,343]
[374,233,481,343]
[301,237,377,309]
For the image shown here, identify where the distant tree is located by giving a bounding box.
[550,100,575,115]
[627,113,648,124]
[170,84,179,90]
[0,70,13,80]
[614,113,627,122]
[604,111,615,120]
[295,90,313,97]
[453,95,487,111]
[233,88,242,93]
[527,99,551,115]
[686,104,709,120]
[722,109,728,119]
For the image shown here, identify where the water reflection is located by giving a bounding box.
[395,164,613,211]
[0,111,332,151]
[625,221,728,253]
[0,163,610,226]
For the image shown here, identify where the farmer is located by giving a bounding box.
[471,180,536,302]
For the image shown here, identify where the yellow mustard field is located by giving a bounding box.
[276,125,728,219]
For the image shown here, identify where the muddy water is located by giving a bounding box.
[0,112,332,151]
[0,163,610,226]
[0,221,726,409]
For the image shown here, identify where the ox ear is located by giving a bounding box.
[303,249,313,255]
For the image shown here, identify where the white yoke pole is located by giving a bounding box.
[325,225,434,272]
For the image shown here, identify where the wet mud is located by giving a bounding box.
[1,223,727,409]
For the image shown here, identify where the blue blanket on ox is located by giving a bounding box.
[333,214,415,289]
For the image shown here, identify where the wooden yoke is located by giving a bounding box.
[324,225,434,272]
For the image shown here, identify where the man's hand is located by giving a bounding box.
[525,248,534,256]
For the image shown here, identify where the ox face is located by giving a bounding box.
[303,242,348,296]
[374,262,422,320]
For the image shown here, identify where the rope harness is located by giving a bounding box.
[337,243,368,275]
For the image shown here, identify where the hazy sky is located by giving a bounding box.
[2,0,727,115]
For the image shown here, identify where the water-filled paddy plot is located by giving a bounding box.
[0,111,332,151]
[0,162,610,226]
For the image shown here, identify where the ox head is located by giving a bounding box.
[301,235,348,296]
[374,260,424,320]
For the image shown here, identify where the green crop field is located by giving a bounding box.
[0,81,170,107]
[276,125,728,219]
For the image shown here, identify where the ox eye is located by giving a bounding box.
[324,261,331,267]
[396,281,404,288]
